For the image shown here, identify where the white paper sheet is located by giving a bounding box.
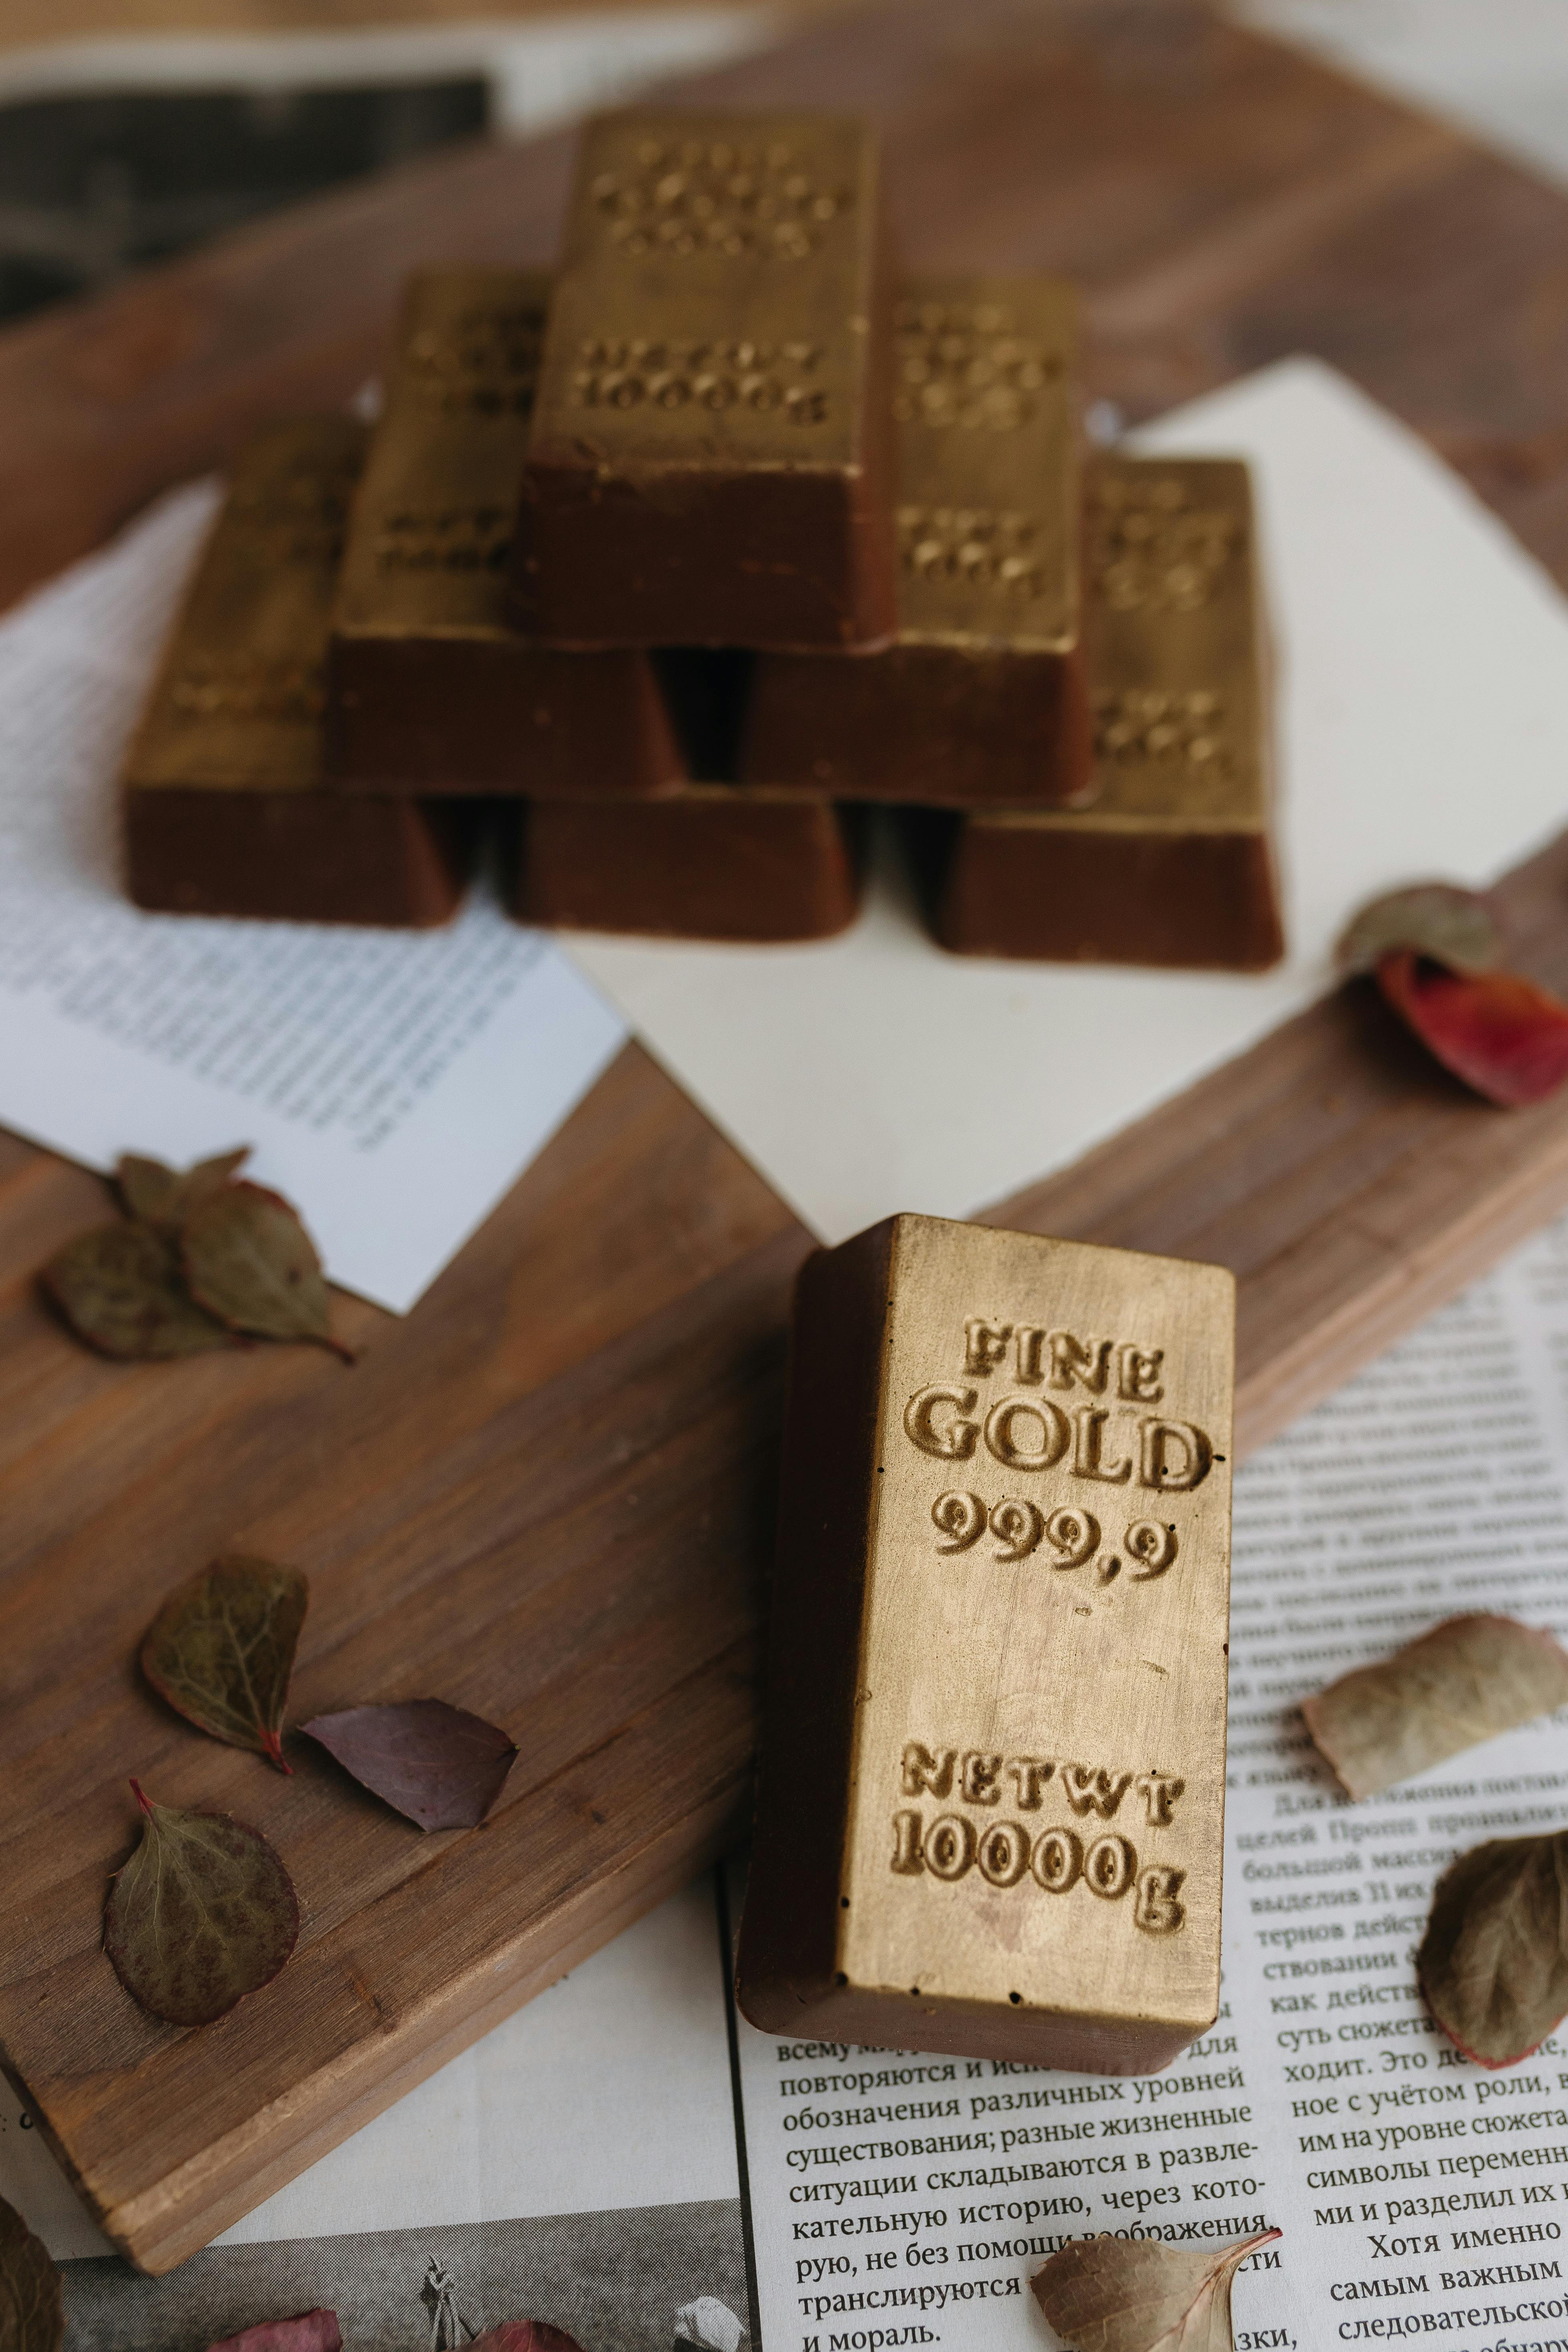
[0,485,627,1314]
[565,358,1568,1245]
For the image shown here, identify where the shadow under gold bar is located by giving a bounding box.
[907,456,1284,967]
[123,418,472,927]
[737,1211,1234,2074]
[514,110,897,650]
[740,277,1091,805]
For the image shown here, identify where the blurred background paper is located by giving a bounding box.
[566,358,1568,1244]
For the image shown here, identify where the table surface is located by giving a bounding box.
[5,0,1568,2278]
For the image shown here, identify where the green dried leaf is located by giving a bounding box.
[0,2195,63,2352]
[182,1182,352,1363]
[118,1148,250,1228]
[1336,882,1500,978]
[141,1555,308,1772]
[1419,1831,1568,2068]
[41,1223,238,1360]
[1303,1613,1568,1801]
[104,1780,298,2027]
[1030,2228,1279,2352]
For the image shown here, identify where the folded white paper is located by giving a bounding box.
[0,486,626,1314]
[566,358,1568,1243]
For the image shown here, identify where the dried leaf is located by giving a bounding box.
[41,1223,238,1360]
[141,1556,308,1773]
[1336,882,1500,978]
[206,2315,341,2352]
[0,2194,63,2352]
[104,1780,299,2027]
[1376,951,1568,1107]
[1303,1613,1568,1801]
[1030,2228,1279,2352]
[182,1182,352,1362]
[1419,1831,1568,2067]
[117,1148,250,1229]
[302,1700,517,1830]
[470,2328,587,2352]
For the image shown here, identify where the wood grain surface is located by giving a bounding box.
[4,0,1568,2278]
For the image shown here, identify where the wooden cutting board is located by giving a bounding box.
[5,0,1568,2277]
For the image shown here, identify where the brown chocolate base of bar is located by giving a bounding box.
[505,787,864,942]
[325,636,687,798]
[906,811,1284,970]
[739,639,1093,805]
[125,787,475,927]
[510,469,898,653]
[738,1977,1207,2077]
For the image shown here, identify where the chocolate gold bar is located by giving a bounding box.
[736,1213,1234,2074]
[910,456,1283,966]
[506,786,862,942]
[125,418,472,926]
[327,269,685,797]
[739,278,1091,804]
[514,111,897,650]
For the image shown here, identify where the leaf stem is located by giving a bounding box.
[129,1776,155,1817]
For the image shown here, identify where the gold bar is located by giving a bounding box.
[506,786,862,942]
[913,455,1283,965]
[327,268,685,796]
[737,1213,1234,2074]
[125,418,471,927]
[516,110,897,649]
[740,276,1091,804]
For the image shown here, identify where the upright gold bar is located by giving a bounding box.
[911,456,1283,965]
[327,268,685,796]
[740,277,1091,804]
[737,1213,1234,2074]
[125,417,471,927]
[516,110,897,649]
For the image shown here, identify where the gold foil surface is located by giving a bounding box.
[527,111,884,480]
[333,269,546,645]
[738,1213,1233,2073]
[894,276,1079,653]
[127,416,365,794]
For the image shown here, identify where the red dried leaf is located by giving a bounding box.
[206,2315,341,2352]
[0,2193,63,2352]
[470,2328,587,2352]
[1376,951,1568,1107]
[104,1781,299,2027]
[1336,882,1500,977]
[301,1700,517,1830]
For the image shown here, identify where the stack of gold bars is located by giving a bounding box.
[122,108,1283,972]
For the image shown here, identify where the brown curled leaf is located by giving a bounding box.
[141,1556,308,1772]
[117,1147,250,1229]
[104,1780,299,2028]
[470,2329,588,2352]
[1419,1831,1568,2068]
[1030,2228,1279,2351]
[301,1700,517,1830]
[1303,1613,1568,1801]
[1376,951,1568,1107]
[182,1181,352,1362]
[0,2194,64,2352]
[1336,882,1500,978]
[41,1222,239,1360]
[206,2316,341,2352]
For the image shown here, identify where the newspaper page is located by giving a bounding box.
[0,483,626,1315]
[727,1217,1568,2352]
